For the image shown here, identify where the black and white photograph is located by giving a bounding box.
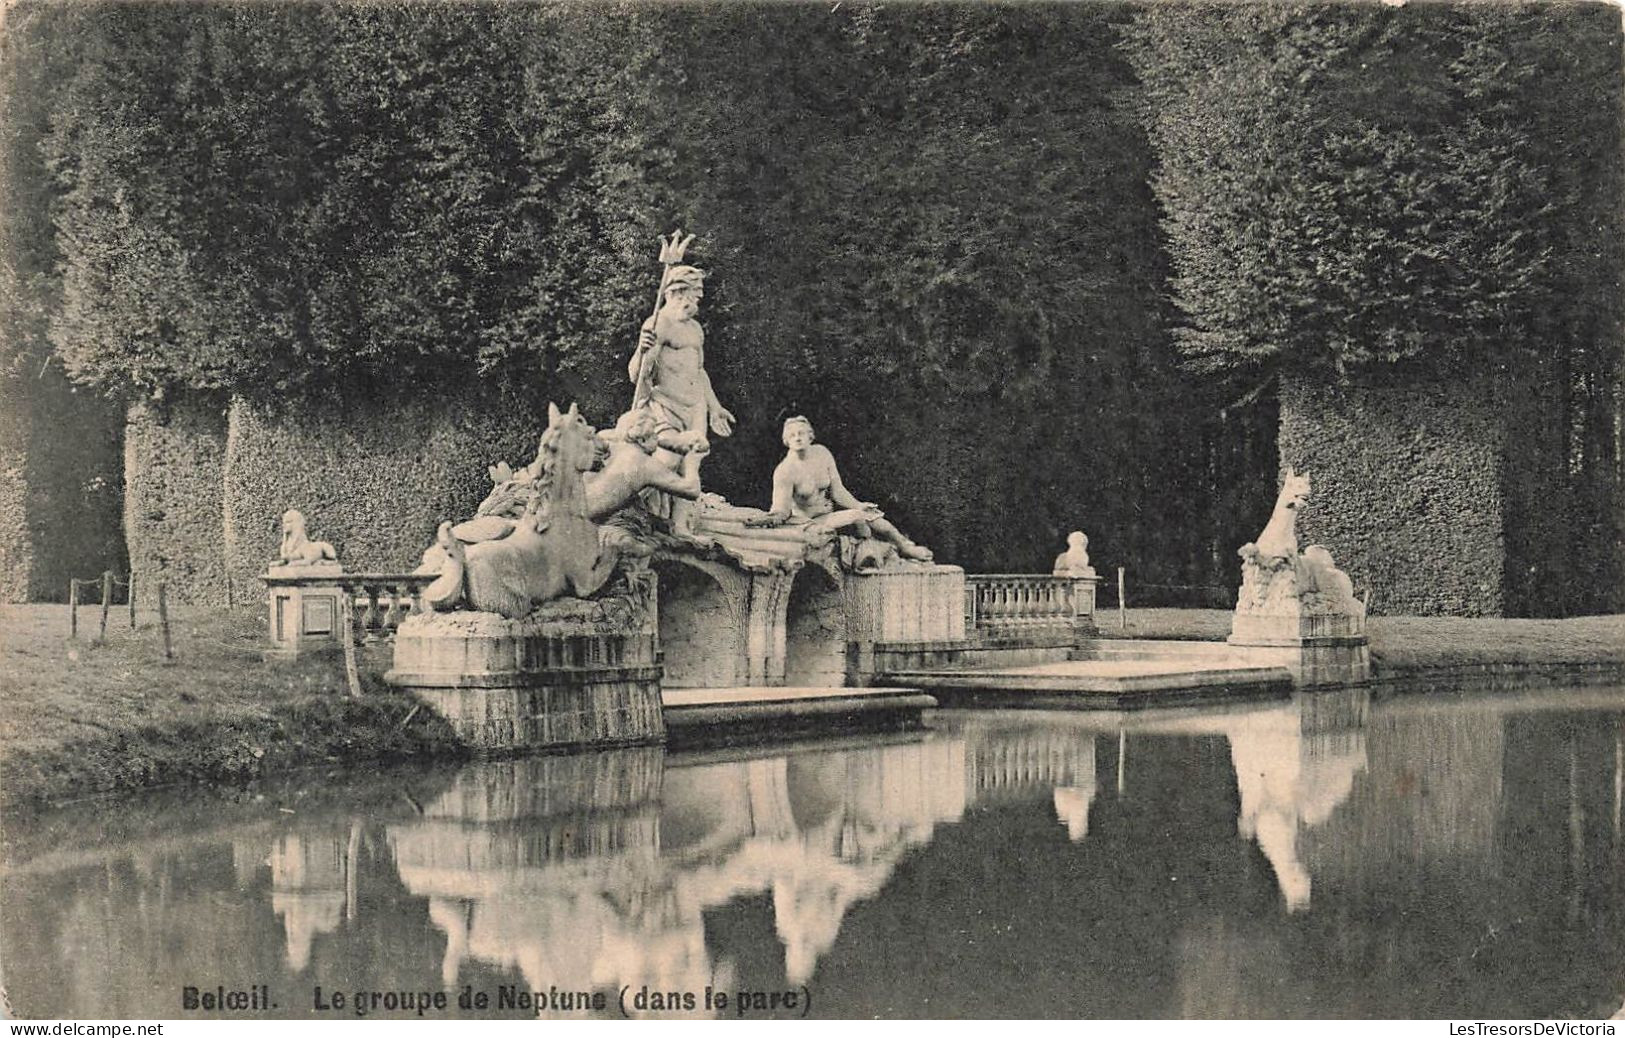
[1,0,1623,1022]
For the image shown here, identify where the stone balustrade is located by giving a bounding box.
[263,572,439,656]
[340,574,440,639]
[964,573,1099,639]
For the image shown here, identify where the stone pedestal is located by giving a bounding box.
[1228,609,1371,686]
[1228,608,1370,687]
[386,585,664,753]
[1225,636,1371,686]
[1071,576,1100,637]
[784,563,967,687]
[264,562,345,658]
[843,564,966,643]
[1229,611,1363,644]
[841,564,967,685]
[1229,546,1370,687]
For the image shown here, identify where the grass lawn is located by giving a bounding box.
[1097,607,1625,669]
[2,602,1622,810]
[0,604,463,810]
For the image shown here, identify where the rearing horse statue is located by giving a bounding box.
[424,402,617,619]
[1243,467,1310,567]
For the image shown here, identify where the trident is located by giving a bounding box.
[631,228,695,412]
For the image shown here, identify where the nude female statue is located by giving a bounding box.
[750,416,932,562]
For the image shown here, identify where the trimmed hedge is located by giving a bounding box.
[0,378,35,601]
[1278,371,1507,617]
[0,371,124,603]
[9,3,1618,614]
[220,389,545,595]
[124,395,230,606]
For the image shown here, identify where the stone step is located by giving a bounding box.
[1070,638,1240,662]
[882,659,1293,711]
[662,685,937,748]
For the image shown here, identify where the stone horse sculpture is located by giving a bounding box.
[1242,467,1310,567]
[1233,467,1364,631]
[424,403,618,619]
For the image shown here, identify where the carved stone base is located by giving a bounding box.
[1224,636,1371,687]
[841,564,968,685]
[385,588,663,752]
[398,669,664,753]
[264,578,346,659]
[786,563,968,687]
[1230,550,1369,686]
[1229,610,1364,645]
[843,564,967,643]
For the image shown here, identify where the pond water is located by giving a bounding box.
[6,687,1625,1019]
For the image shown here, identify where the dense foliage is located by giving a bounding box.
[5,0,1258,582]
[1124,2,1625,612]
[20,4,659,398]
[3,1,1619,605]
[1122,2,1623,379]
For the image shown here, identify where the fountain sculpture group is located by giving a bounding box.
[383,233,965,750]
[267,232,1368,749]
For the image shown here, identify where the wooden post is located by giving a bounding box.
[362,585,381,642]
[69,579,79,639]
[339,592,362,698]
[98,571,112,643]
[1117,567,1127,632]
[344,820,362,921]
[1117,728,1127,794]
[157,582,174,659]
[128,572,136,629]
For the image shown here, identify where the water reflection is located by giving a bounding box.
[265,829,358,972]
[7,687,1625,1018]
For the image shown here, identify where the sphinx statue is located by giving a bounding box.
[1052,531,1096,579]
[271,510,340,574]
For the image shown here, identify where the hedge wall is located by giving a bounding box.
[12,2,1618,614]
[1278,371,1508,617]
[220,389,545,598]
[27,1,1263,600]
[0,371,124,603]
[0,378,36,601]
[124,395,229,606]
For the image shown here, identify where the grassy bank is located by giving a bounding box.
[3,603,1623,811]
[0,604,466,811]
[1099,608,1625,670]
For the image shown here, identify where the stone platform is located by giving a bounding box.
[877,649,1294,711]
[662,685,937,747]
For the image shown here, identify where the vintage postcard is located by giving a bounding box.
[2,0,1623,1023]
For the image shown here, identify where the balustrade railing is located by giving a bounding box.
[347,574,440,639]
[262,572,438,640]
[964,574,1099,638]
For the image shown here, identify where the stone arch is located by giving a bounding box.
[783,563,848,687]
[653,557,743,689]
